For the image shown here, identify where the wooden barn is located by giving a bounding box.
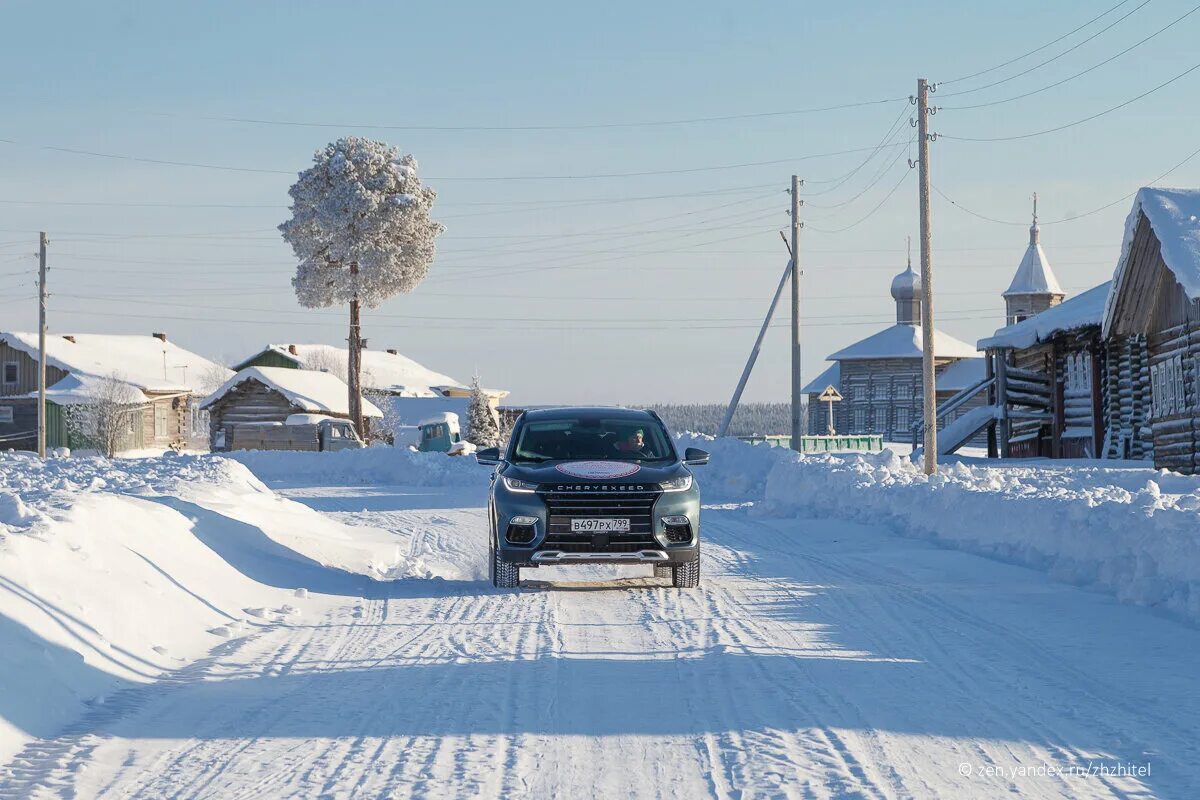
[803,257,983,443]
[0,332,229,453]
[1103,187,1200,474]
[202,366,383,451]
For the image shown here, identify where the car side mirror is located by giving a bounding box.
[683,447,710,466]
[476,447,502,466]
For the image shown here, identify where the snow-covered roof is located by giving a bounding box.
[201,367,383,418]
[1004,221,1063,297]
[826,324,979,361]
[0,332,230,394]
[235,344,508,399]
[801,363,840,395]
[418,412,460,430]
[935,357,986,391]
[1112,187,1200,302]
[979,282,1110,350]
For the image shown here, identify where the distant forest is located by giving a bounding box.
[644,403,803,437]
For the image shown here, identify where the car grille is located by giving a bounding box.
[539,487,661,552]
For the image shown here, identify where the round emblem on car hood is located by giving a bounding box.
[554,461,642,479]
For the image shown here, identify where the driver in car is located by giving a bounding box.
[614,428,648,456]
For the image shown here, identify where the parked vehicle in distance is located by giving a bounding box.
[476,407,709,589]
[417,412,463,452]
[217,413,365,452]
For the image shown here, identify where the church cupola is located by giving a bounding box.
[891,236,921,325]
[1003,193,1065,325]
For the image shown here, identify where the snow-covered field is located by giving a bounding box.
[2,442,1200,797]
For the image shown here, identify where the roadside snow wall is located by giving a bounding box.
[682,434,1200,624]
[225,445,486,487]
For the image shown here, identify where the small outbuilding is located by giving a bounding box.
[1102,187,1200,474]
[202,367,382,451]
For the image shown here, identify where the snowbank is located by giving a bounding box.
[0,451,421,764]
[226,445,488,488]
[682,434,1200,624]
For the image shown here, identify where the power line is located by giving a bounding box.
[939,0,1152,98]
[933,138,1200,226]
[940,0,1136,85]
[805,168,913,234]
[942,2,1200,112]
[941,58,1200,142]
[166,97,909,133]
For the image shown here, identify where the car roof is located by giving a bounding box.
[522,406,656,421]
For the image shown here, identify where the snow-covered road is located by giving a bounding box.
[5,483,1199,799]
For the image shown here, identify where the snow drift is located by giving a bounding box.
[0,452,422,765]
[683,435,1200,624]
[225,444,487,488]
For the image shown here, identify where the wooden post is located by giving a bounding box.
[790,175,803,452]
[996,350,1011,458]
[37,232,47,459]
[916,78,937,473]
[985,351,997,458]
[1090,344,1105,459]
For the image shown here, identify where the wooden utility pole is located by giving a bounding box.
[916,79,937,474]
[790,175,803,451]
[37,232,48,459]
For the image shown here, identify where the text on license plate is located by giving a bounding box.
[570,518,631,533]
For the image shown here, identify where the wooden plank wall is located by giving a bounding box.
[208,380,298,448]
[1102,335,1153,460]
[0,341,68,396]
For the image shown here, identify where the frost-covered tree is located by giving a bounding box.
[279,137,444,437]
[465,375,501,448]
[63,373,144,458]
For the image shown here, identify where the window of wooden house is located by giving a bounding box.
[894,381,912,400]
[1151,357,1185,417]
[1194,356,1200,410]
[2,362,17,386]
[870,407,886,434]
[895,406,911,431]
[0,406,12,424]
[852,406,866,431]
[872,381,889,401]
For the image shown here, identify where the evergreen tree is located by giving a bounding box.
[465,375,501,447]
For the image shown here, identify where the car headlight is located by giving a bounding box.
[659,475,692,492]
[502,476,538,493]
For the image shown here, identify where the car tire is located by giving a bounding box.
[672,554,700,589]
[653,564,673,580]
[490,536,520,589]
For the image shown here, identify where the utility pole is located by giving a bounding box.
[347,261,364,439]
[37,232,48,459]
[790,175,803,451]
[915,79,938,473]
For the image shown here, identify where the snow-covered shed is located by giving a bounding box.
[0,331,231,452]
[1102,187,1200,473]
[803,258,983,442]
[232,343,508,426]
[201,367,382,451]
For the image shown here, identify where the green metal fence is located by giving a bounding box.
[735,434,884,453]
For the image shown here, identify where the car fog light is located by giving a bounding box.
[510,515,538,526]
[662,515,689,525]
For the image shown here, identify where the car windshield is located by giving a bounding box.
[511,417,674,463]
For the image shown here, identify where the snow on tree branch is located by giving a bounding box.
[279,137,445,309]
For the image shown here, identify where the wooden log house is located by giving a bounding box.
[1103,187,1200,474]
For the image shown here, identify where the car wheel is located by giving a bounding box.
[491,537,520,589]
[672,555,700,589]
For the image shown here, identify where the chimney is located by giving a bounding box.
[386,349,397,355]
[288,344,298,355]
[152,332,167,343]
[62,335,76,343]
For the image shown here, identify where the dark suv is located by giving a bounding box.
[476,407,709,589]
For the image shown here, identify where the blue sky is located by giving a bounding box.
[1,1,1197,405]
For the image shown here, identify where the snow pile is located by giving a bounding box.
[226,445,488,488]
[0,451,422,764]
[681,434,1200,623]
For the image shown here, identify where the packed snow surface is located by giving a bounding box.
[202,366,383,418]
[3,441,1200,796]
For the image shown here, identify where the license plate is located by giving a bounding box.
[570,518,630,533]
